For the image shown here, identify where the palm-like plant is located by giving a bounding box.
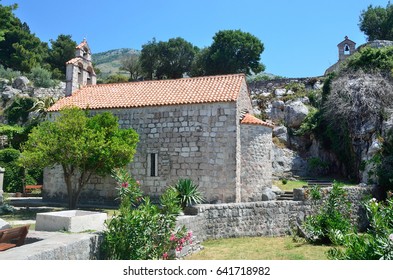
[173,178,204,210]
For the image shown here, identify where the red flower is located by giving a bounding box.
[121,182,129,188]
[162,252,168,260]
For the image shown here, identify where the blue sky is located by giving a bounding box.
[1,0,390,77]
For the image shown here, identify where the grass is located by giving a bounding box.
[274,180,308,192]
[186,236,332,260]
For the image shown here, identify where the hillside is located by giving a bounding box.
[92,48,140,79]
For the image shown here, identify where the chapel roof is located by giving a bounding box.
[241,113,274,128]
[76,39,88,50]
[66,57,84,65]
[49,74,246,111]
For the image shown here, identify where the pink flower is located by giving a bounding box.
[187,231,193,239]
[176,246,183,252]
[121,182,128,188]
[162,252,168,260]
[136,180,141,185]
[170,234,176,241]
[180,238,185,244]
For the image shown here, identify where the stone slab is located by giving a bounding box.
[35,210,107,232]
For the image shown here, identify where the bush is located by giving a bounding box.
[0,148,40,193]
[4,97,35,125]
[0,148,24,193]
[344,46,393,73]
[101,168,192,260]
[301,182,352,245]
[29,66,55,88]
[0,65,21,82]
[328,197,393,260]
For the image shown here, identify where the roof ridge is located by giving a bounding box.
[85,73,245,87]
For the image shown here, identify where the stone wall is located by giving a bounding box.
[248,77,323,97]
[177,186,374,242]
[240,123,272,201]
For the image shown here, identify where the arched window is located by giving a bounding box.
[78,63,83,85]
[87,66,93,85]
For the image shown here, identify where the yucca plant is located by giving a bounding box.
[173,178,204,210]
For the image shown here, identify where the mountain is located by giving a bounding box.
[92,48,140,79]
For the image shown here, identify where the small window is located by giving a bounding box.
[148,153,158,177]
[344,44,350,55]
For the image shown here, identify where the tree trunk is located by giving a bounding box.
[64,174,75,209]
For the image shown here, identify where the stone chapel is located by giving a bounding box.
[45,40,273,206]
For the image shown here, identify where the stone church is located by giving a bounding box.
[45,40,273,205]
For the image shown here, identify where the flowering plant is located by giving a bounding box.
[111,167,142,205]
[162,231,193,259]
[102,168,191,260]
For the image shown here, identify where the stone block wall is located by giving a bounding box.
[177,186,374,242]
[240,124,272,201]
[112,102,240,203]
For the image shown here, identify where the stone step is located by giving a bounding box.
[276,191,294,201]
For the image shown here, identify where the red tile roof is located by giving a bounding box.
[66,57,83,65]
[241,113,274,128]
[49,74,246,111]
[76,39,87,50]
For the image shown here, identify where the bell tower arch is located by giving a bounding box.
[337,36,356,61]
[65,39,96,96]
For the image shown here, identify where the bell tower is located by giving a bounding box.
[337,36,356,61]
[65,39,96,96]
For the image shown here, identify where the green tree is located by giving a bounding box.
[140,37,196,79]
[205,30,265,75]
[0,2,48,72]
[190,47,210,77]
[140,38,158,80]
[359,2,393,41]
[19,107,139,209]
[105,74,129,84]
[155,37,196,79]
[119,53,142,81]
[46,34,77,80]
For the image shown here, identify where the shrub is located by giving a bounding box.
[328,197,393,260]
[29,66,55,88]
[101,168,192,260]
[307,157,329,175]
[173,178,204,210]
[344,46,393,73]
[4,97,35,125]
[294,108,320,136]
[302,182,352,245]
[0,148,40,193]
[0,65,21,82]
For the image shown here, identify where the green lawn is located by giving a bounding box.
[274,180,308,191]
[186,236,332,260]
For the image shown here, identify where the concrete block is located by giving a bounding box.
[36,210,107,232]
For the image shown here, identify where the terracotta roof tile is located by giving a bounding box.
[241,113,274,128]
[76,39,87,49]
[49,74,246,111]
[66,57,83,65]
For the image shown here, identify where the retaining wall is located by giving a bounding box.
[177,186,375,241]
